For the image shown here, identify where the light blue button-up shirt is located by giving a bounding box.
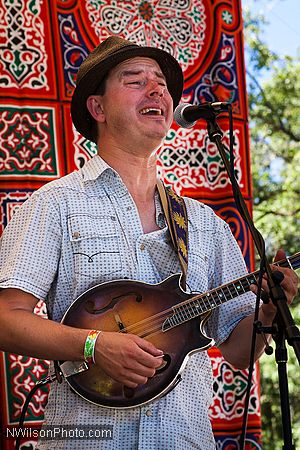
[0,155,255,449]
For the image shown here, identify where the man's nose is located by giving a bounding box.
[147,80,165,98]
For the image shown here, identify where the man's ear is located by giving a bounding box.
[86,95,105,123]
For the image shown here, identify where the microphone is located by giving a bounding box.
[174,102,230,128]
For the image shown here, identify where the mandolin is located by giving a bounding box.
[59,252,299,409]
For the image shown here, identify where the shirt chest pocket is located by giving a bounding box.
[68,214,123,279]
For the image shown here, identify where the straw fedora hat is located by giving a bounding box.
[71,36,184,142]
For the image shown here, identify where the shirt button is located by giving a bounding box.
[110,216,116,221]
[126,206,132,211]
[140,243,145,251]
[72,231,80,238]
[145,409,152,417]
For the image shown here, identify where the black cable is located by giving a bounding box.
[15,375,56,450]
[239,258,267,449]
[224,107,268,448]
[197,108,267,445]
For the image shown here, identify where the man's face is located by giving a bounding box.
[97,57,174,148]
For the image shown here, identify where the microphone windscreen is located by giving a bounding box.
[173,103,195,128]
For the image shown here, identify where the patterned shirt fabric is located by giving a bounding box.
[0,155,256,450]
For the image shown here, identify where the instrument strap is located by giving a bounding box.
[157,180,188,289]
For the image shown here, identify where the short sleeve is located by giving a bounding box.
[0,190,62,300]
[204,221,256,346]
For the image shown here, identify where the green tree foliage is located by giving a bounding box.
[243,6,300,449]
[244,13,300,255]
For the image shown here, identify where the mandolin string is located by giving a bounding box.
[121,287,229,338]
[131,269,261,338]
[121,308,175,337]
[120,292,210,338]
[119,280,244,338]
[120,272,262,337]
[120,305,188,337]
[116,255,299,339]
[121,279,242,337]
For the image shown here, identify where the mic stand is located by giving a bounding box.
[204,113,300,449]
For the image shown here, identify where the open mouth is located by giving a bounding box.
[139,107,163,116]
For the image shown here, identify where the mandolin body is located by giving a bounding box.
[61,274,212,408]
[59,251,300,408]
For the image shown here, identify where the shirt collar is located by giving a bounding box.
[80,154,115,182]
[80,155,166,228]
[80,155,128,197]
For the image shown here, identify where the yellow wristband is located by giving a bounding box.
[84,329,101,364]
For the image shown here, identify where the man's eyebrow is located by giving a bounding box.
[119,69,166,80]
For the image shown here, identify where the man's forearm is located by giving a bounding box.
[0,289,88,361]
[219,306,276,369]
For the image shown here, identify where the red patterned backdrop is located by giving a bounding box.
[0,0,262,448]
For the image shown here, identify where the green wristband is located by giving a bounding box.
[84,329,101,364]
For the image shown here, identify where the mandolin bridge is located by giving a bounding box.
[114,313,126,331]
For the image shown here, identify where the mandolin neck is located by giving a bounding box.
[162,252,300,331]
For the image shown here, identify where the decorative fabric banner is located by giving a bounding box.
[0,0,261,449]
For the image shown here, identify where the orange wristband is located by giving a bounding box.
[84,329,101,364]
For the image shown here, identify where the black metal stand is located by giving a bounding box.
[274,320,295,449]
[204,112,300,449]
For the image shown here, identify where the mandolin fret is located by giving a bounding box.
[166,273,258,329]
[226,284,237,298]
[204,292,218,309]
[224,285,233,299]
[163,252,299,331]
[174,307,185,323]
